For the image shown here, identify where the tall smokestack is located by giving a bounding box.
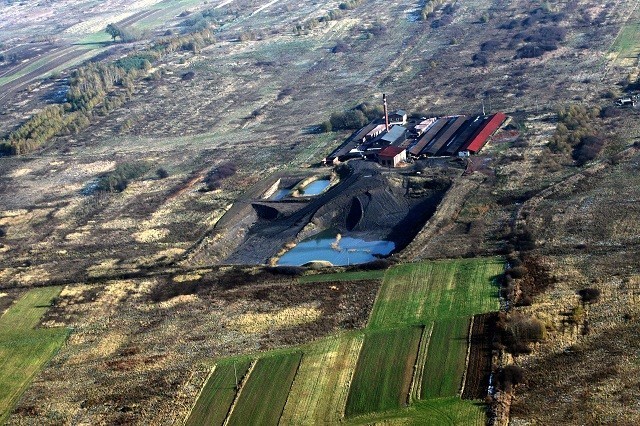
[383,93,389,132]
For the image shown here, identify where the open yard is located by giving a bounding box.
[0,287,69,423]
[368,258,502,329]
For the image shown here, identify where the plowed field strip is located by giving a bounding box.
[279,333,364,425]
[345,327,422,417]
[462,312,497,400]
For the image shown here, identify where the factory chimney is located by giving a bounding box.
[383,93,390,132]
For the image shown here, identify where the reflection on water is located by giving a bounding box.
[269,188,291,200]
[277,233,394,266]
[300,179,330,196]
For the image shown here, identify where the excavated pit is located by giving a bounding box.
[219,161,452,265]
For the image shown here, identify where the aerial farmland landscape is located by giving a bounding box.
[2,0,640,425]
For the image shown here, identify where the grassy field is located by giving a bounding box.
[421,317,471,399]
[226,351,302,426]
[609,3,640,66]
[368,258,502,329]
[280,333,364,425]
[0,287,69,423]
[345,327,422,418]
[187,258,501,424]
[344,397,487,426]
[185,360,252,426]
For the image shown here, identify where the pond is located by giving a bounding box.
[277,233,395,266]
[299,179,331,196]
[269,188,291,200]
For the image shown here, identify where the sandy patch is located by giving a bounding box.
[65,231,91,241]
[133,228,169,243]
[14,266,50,285]
[158,294,199,309]
[173,273,202,283]
[8,168,32,178]
[69,332,127,365]
[101,218,138,230]
[228,304,322,334]
[87,258,120,278]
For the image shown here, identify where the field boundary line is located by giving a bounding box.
[459,316,475,398]
[223,359,257,426]
[276,353,304,425]
[182,365,215,425]
[409,323,433,404]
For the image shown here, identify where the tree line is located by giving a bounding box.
[0,28,215,156]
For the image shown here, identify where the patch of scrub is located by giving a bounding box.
[227,304,322,334]
[278,232,394,266]
[133,228,170,243]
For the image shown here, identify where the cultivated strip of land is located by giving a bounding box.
[0,287,69,423]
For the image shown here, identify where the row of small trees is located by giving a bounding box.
[0,28,215,156]
[293,0,364,34]
[319,103,384,133]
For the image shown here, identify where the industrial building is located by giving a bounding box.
[378,146,407,167]
[324,95,508,167]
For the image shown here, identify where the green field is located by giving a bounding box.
[189,258,502,425]
[368,258,501,329]
[345,397,487,426]
[185,360,252,426]
[421,317,471,399]
[0,287,69,423]
[345,327,422,417]
[226,352,302,426]
[280,333,364,425]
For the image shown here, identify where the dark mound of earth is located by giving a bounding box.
[223,161,451,264]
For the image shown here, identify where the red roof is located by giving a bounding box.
[462,112,507,153]
[378,146,406,158]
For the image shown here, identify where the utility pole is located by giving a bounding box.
[233,361,238,389]
[481,98,485,115]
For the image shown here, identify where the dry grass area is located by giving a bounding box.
[5,273,379,424]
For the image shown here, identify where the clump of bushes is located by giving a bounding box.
[202,162,237,191]
[548,104,604,165]
[321,102,384,132]
[496,365,525,392]
[496,312,546,355]
[95,162,151,192]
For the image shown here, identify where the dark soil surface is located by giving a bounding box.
[463,312,497,400]
[223,161,451,264]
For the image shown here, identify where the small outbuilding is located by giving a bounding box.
[389,110,407,125]
[378,146,406,168]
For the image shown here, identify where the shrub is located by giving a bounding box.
[265,266,305,276]
[202,162,237,191]
[156,168,169,179]
[578,287,601,304]
[572,134,605,165]
[329,109,367,130]
[95,162,151,192]
[472,52,489,67]
[497,365,525,391]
